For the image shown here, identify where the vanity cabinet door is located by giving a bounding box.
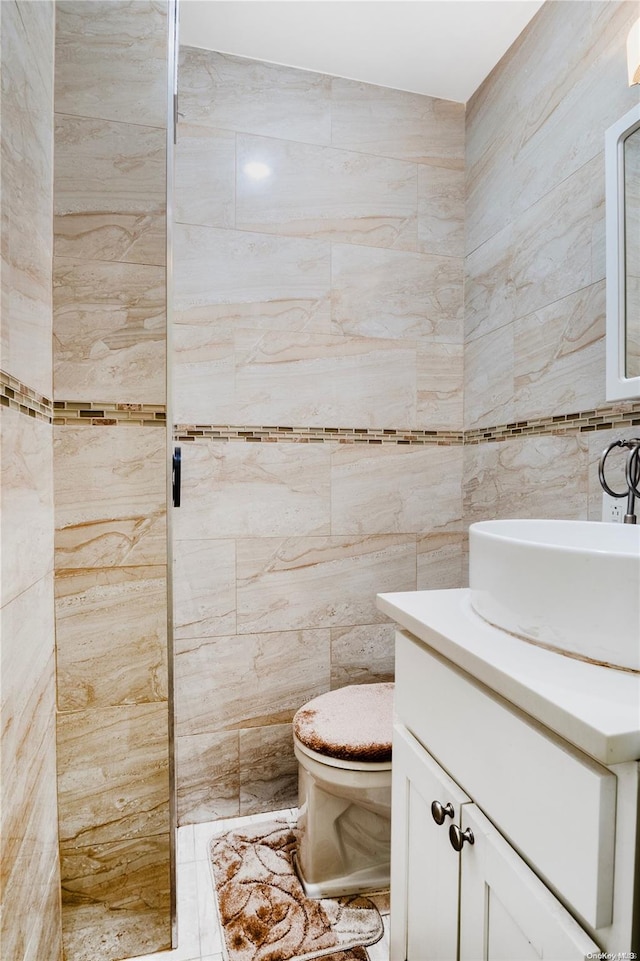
[458,803,601,961]
[390,723,470,961]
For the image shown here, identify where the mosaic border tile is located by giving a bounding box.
[464,401,640,445]
[53,400,167,427]
[175,401,640,447]
[173,424,464,445]
[7,382,637,442]
[1,370,53,423]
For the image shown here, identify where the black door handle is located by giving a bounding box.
[172,447,181,507]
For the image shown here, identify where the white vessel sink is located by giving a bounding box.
[469,519,640,672]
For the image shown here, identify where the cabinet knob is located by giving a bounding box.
[431,800,455,825]
[449,824,475,851]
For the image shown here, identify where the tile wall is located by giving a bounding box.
[4,8,636,957]
[463,0,640,531]
[0,3,63,959]
[173,48,466,823]
[52,3,171,959]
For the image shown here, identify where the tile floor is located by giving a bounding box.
[126,808,390,961]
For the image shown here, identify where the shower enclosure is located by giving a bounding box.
[51,1,178,956]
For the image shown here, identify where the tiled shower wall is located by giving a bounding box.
[0,3,63,959]
[463,0,640,527]
[52,3,171,959]
[173,48,466,823]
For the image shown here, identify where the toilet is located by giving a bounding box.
[292,682,393,899]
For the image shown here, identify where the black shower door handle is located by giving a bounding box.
[172,447,181,507]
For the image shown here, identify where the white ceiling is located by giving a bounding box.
[178,0,545,104]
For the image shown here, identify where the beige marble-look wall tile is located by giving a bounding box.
[464,323,515,430]
[57,702,170,848]
[1,3,59,956]
[330,443,462,536]
[54,115,166,266]
[2,0,54,95]
[176,731,240,825]
[507,16,594,214]
[513,281,605,420]
[331,78,465,167]
[234,329,416,429]
[175,124,235,228]
[330,243,463,343]
[466,1,593,252]
[464,1,636,445]
[465,27,522,254]
[417,165,464,259]
[53,258,166,403]
[509,2,596,127]
[330,624,395,689]
[464,223,515,343]
[2,737,61,961]
[626,275,640,379]
[2,681,59,900]
[55,566,167,711]
[55,1,167,128]
[512,1,638,220]
[237,535,416,634]
[626,134,640,356]
[511,158,595,322]
[465,129,518,259]
[239,724,298,816]
[175,629,331,737]
[1,0,54,397]
[173,540,236,640]
[54,426,166,569]
[179,47,331,146]
[2,852,62,961]
[173,321,234,425]
[466,2,636,258]
[236,134,418,250]
[42,880,68,961]
[1,410,53,606]
[174,223,331,332]
[29,861,64,961]
[417,342,463,430]
[1,574,56,819]
[417,531,465,591]
[60,834,171,961]
[590,149,606,286]
[463,434,589,526]
[174,441,331,539]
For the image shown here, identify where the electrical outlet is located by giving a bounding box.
[602,491,624,523]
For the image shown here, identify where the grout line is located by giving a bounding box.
[53,108,167,132]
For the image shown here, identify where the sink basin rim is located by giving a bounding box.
[470,518,640,558]
[468,518,640,672]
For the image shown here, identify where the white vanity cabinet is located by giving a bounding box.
[391,723,600,960]
[457,802,596,961]
[382,608,640,961]
[391,723,470,961]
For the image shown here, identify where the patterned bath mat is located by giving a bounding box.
[209,818,383,961]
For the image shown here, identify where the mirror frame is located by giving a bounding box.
[605,102,640,400]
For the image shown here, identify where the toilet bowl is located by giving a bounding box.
[292,682,393,899]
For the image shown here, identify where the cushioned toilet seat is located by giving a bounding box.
[293,683,393,763]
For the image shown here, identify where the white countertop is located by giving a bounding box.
[377,588,640,766]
